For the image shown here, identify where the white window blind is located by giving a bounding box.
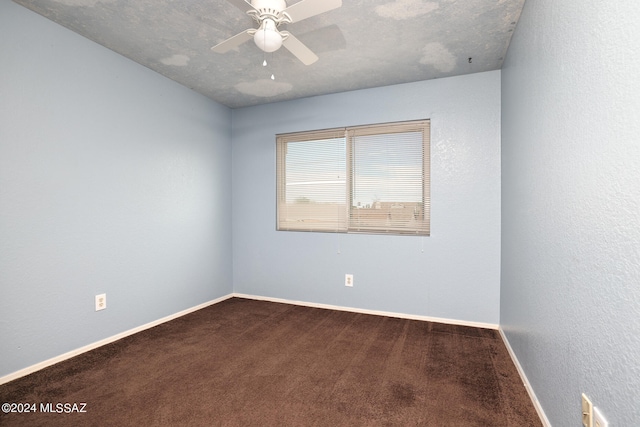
[276,120,430,235]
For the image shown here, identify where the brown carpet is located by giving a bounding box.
[0,298,541,426]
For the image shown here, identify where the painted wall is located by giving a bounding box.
[0,2,233,378]
[501,1,640,425]
[232,71,502,325]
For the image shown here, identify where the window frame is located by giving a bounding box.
[276,119,430,236]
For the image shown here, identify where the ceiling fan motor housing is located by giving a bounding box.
[250,0,287,15]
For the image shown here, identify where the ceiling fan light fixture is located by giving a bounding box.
[254,19,282,53]
[212,0,342,65]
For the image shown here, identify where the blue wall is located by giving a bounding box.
[232,72,502,325]
[5,0,640,423]
[0,1,233,378]
[501,0,640,425]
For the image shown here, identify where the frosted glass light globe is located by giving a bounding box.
[254,19,283,53]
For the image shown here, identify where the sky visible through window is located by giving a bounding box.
[285,137,346,204]
[351,132,423,207]
[285,132,423,207]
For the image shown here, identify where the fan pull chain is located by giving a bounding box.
[262,46,276,80]
[269,51,275,80]
[263,30,268,67]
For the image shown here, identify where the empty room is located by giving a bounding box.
[1,0,639,426]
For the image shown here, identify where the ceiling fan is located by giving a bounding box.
[211,0,342,65]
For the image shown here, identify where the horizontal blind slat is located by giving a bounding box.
[277,132,347,232]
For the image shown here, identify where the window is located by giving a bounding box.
[276,120,430,235]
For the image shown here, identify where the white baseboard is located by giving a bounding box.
[1,293,500,387]
[0,294,234,386]
[233,293,499,330]
[498,328,551,427]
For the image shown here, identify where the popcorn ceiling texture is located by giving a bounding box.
[501,0,640,425]
[12,0,524,108]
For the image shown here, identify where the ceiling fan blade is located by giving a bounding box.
[296,24,346,53]
[211,29,254,53]
[225,0,254,12]
[281,32,318,65]
[283,0,342,23]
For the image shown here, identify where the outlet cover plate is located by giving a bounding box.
[582,393,593,427]
[95,294,106,311]
[345,274,353,287]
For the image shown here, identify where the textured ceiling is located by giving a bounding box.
[13,0,525,108]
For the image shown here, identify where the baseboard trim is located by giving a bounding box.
[1,293,499,386]
[498,328,551,427]
[0,294,234,386]
[233,293,499,330]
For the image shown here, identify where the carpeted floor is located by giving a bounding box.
[0,298,541,426]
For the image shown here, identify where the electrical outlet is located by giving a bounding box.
[345,274,353,287]
[582,393,593,427]
[593,407,608,427]
[95,294,106,311]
